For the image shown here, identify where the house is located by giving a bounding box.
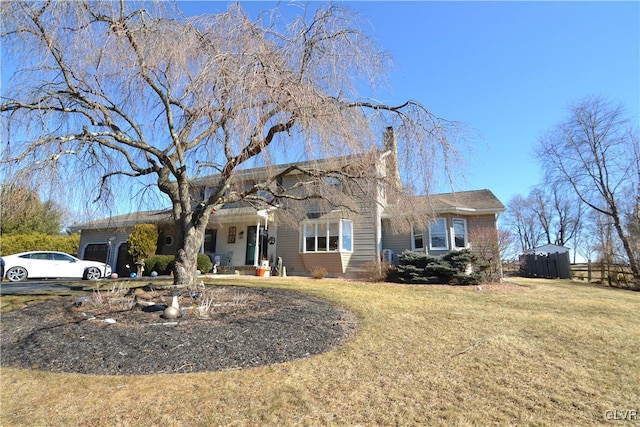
[71,137,505,278]
[380,189,506,263]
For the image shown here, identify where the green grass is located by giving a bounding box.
[1,277,639,426]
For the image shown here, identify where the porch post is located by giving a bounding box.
[254,219,261,267]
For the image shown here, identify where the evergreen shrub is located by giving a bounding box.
[145,254,213,275]
[146,255,174,275]
[0,233,80,256]
[387,249,484,285]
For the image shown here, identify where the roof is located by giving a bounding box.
[69,210,173,231]
[523,244,570,255]
[421,189,505,215]
[69,206,274,231]
[190,152,380,186]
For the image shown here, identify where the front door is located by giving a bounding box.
[116,243,131,277]
[204,229,217,253]
[245,226,257,265]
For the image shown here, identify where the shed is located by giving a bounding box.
[520,244,572,279]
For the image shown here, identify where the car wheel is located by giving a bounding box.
[84,267,102,280]
[6,266,28,282]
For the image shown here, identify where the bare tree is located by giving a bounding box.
[469,226,514,281]
[1,2,462,286]
[502,194,542,253]
[497,228,518,262]
[549,185,582,248]
[626,197,640,269]
[530,188,553,245]
[528,185,582,248]
[538,96,639,283]
[625,135,640,269]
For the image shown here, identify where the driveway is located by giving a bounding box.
[0,280,86,295]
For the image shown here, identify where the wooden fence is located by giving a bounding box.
[570,263,633,284]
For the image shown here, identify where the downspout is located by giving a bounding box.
[496,212,504,282]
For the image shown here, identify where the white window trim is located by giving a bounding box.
[429,218,449,251]
[452,218,468,250]
[300,219,353,253]
[411,223,425,251]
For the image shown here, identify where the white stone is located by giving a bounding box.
[163,306,180,319]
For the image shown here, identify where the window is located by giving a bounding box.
[52,253,74,262]
[84,243,108,262]
[304,223,317,252]
[341,220,352,251]
[429,218,448,250]
[328,222,340,251]
[301,219,353,253]
[317,222,328,250]
[323,176,342,187]
[453,218,468,249]
[29,252,51,260]
[411,224,424,251]
[227,227,236,243]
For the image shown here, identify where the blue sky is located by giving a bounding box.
[181,1,639,206]
[1,1,637,214]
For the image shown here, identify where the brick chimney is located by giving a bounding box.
[383,127,401,199]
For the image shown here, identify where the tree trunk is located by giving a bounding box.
[173,224,204,287]
[612,219,640,282]
[171,202,210,287]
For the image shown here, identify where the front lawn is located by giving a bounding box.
[1,277,638,426]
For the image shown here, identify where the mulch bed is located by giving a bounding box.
[0,285,358,376]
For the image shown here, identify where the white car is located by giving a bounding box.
[1,251,111,282]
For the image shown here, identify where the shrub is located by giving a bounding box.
[127,224,158,262]
[197,253,213,274]
[442,250,478,272]
[146,255,174,275]
[0,232,80,256]
[310,265,327,279]
[387,249,485,285]
[357,260,392,282]
[145,254,212,275]
[394,250,435,269]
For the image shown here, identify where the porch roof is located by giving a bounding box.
[69,207,275,231]
[69,210,173,231]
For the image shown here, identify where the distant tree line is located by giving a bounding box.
[0,184,79,255]
[500,96,639,288]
